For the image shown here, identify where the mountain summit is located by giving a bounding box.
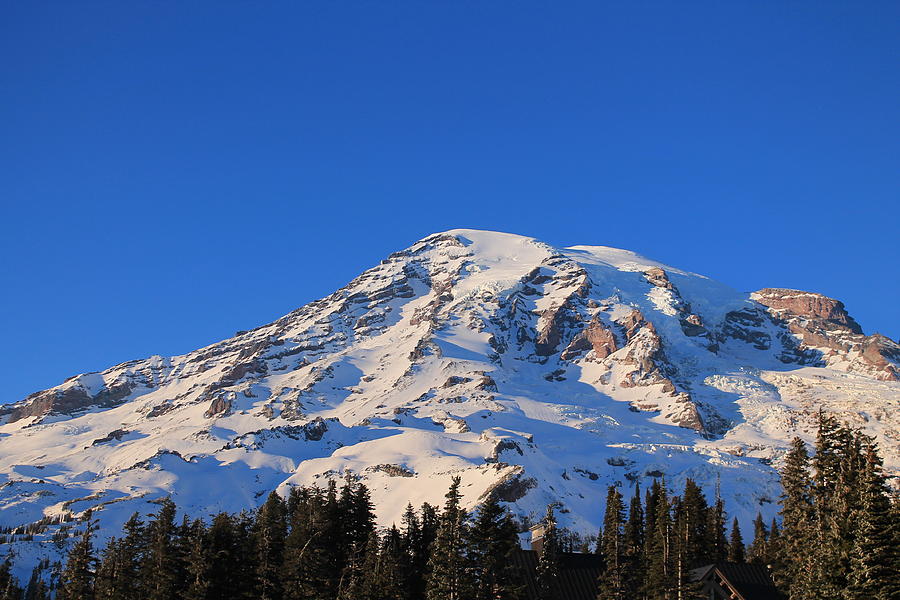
[2,229,898,562]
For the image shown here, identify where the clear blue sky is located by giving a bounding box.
[2,2,898,403]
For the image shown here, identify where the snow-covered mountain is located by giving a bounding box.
[2,229,898,568]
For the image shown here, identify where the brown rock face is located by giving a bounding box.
[204,396,233,418]
[753,288,863,334]
[748,288,898,381]
[6,380,132,424]
[644,267,674,290]
[561,317,618,360]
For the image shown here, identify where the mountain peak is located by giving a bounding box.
[1,232,897,571]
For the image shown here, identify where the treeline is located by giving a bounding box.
[1,413,897,600]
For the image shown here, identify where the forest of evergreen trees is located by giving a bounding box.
[0,413,897,600]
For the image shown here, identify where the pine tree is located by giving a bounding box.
[846,445,900,600]
[775,436,815,598]
[597,486,626,600]
[621,483,644,598]
[767,517,781,568]
[643,480,673,599]
[183,518,210,600]
[337,529,379,600]
[672,480,708,599]
[467,494,522,600]
[144,499,180,600]
[283,486,336,600]
[534,504,562,600]
[25,562,50,600]
[746,513,769,565]
[704,490,727,564]
[376,526,409,600]
[425,477,472,600]
[58,512,98,600]
[255,492,287,600]
[727,518,744,563]
[0,559,22,600]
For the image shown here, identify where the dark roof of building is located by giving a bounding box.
[690,562,787,600]
[511,549,600,600]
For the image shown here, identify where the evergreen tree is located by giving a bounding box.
[144,499,180,600]
[58,512,98,600]
[643,480,673,599]
[0,559,22,600]
[846,445,900,600]
[425,477,472,600]
[283,486,335,600]
[96,513,145,600]
[376,526,408,600]
[467,494,522,600]
[672,480,708,599]
[621,483,644,598]
[183,518,210,600]
[337,529,379,600]
[25,562,50,600]
[704,490,727,564]
[597,486,626,600]
[400,503,423,600]
[255,492,287,600]
[767,517,781,569]
[775,436,815,598]
[746,513,769,565]
[534,504,561,600]
[727,518,744,563]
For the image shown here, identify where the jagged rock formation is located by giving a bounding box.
[0,229,897,571]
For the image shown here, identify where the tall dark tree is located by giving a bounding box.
[621,483,644,597]
[144,499,180,600]
[643,480,673,599]
[255,492,287,600]
[727,518,744,563]
[58,513,98,600]
[846,445,900,599]
[283,487,334,600]
[775,436,815,598]
[597,486,626,600]
[182,518,210,600]
[534,504,562,600]
[425,477,472,600]
[467,494,522,600]
[0,559,22,600]
[25,562,50,600]
[746,513,769,565]
[705,488,727,564]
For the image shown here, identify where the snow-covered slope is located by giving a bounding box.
[2,229,898,569]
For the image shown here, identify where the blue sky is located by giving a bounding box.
[1,2,898,402]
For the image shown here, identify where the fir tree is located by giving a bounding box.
[746,513,769,565]
[775,436,815,598]
[621,483,644,597]
[0,559,22,600]
[25,562,50,600]
[727,518,744,563]
[376,526,409,600]
[58,512,98,600]
[425,477,472,600]
[534,504,561,600]
[597,486,626,600]
[255,492,287,600]
[144,499,180,600]
[467,494,522,600]
[182,518,210,600]
[846,445,900,600]
[643,480,673,599]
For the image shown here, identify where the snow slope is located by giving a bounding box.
[1,229,898,574]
